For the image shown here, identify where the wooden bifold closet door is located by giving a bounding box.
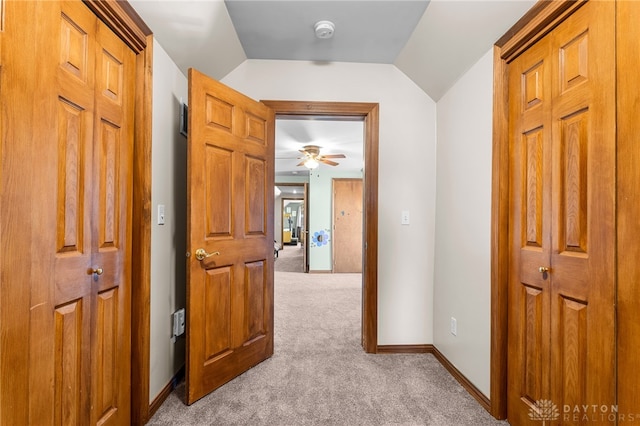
[506,1,615,424]
[0,1,135,424]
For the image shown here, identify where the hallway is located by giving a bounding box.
[148,266,505,425]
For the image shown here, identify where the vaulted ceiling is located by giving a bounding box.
[129,0,535,101]
[128,0,535,176]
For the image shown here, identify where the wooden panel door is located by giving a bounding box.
[54,3,135,424]
[507,2,615,424]
[1,1,135,423]
[333,178,363,273]
[186,68,275,404]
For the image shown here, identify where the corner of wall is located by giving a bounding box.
[433,48,494,397]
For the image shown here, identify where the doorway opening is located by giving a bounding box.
[275,185,307,272]
[263,101,379,353]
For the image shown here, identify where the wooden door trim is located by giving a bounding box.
[491,0,586,419]
[263,101,379,354]
[83,0,150,53]
[130,36,153,426]
[81,1,153,424]
[617,1,640,416]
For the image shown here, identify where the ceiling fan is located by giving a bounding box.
[297,145,346,169]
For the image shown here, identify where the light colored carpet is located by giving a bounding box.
[274,243,304,273]
[148,270,508,426]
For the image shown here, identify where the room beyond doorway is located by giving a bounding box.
[263,100,379,353]
[274,242,304,273]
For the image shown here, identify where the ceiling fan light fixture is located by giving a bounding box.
[314,20,335,39]
[304,157,320,169]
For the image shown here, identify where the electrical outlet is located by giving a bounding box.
[173,308,186,339]
[450,317,457,336]
[401,210,410,225]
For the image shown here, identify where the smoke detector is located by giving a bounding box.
[314,21,335,39]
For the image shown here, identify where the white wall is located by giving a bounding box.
[223,60,436,344]
[434,49,494,396]
[149,40,188,402]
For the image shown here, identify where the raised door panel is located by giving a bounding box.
[522,285,544,404]
[204,146,233,238]
[56,100,89,255]
[95,288,119,425]
[523,129,544,249]
[54,300,89,426]
[245,113,267,145]
[97,119,121,251]
[557,298,587,411]
[245,157,266,236]
[558,111,588,254]
[204,267,233,361]
[244,261,266,343]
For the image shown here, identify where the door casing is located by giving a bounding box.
[264,101,379,354]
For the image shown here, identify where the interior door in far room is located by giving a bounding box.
[186,68,275,404]
[333,178,363,273]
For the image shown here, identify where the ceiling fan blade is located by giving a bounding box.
[296,161,307,167]
[319,154,346,159]
[320,158,339,166]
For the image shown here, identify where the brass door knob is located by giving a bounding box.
[89,267,104,276]
[195,248,220,261]
[538,266,549,273]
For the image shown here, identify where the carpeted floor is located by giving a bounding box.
[274,243,304,273]
[148,268,508,425]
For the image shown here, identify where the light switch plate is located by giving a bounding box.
[157,204,165,225]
